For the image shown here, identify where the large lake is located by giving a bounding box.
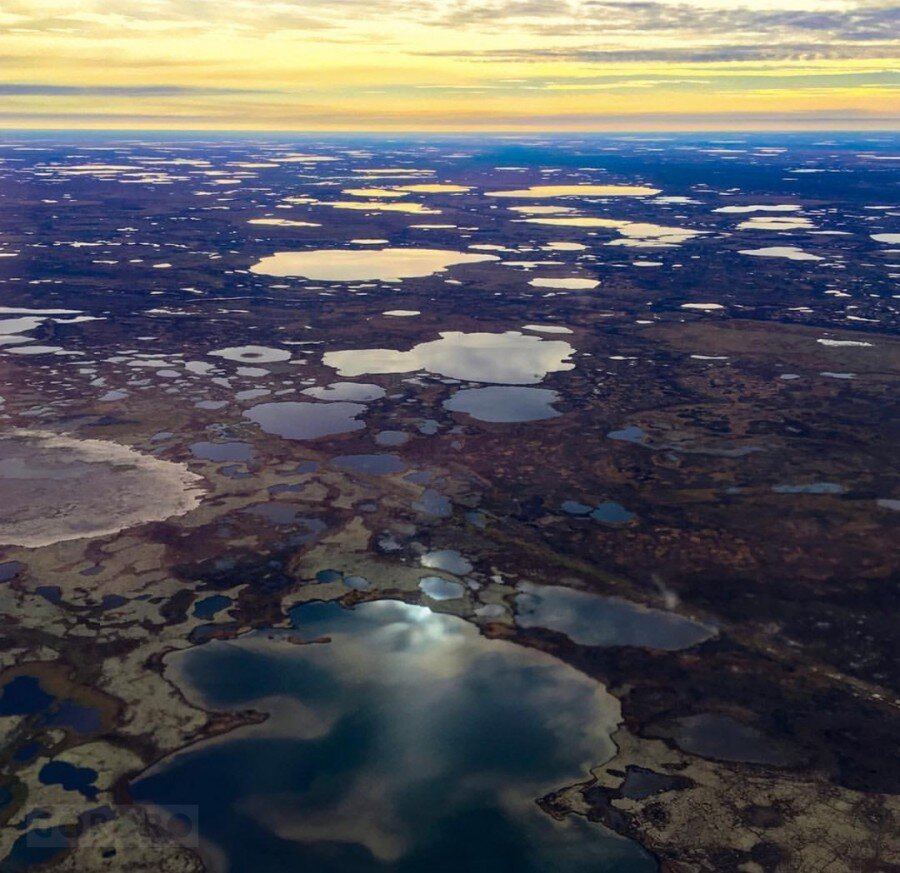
[131,600,656,873]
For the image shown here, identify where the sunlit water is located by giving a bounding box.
[131,600,656,873]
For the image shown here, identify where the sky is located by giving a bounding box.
[0,0,897,130]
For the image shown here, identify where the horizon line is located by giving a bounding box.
[0,126,898,136]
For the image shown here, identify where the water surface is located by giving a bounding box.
[0,431,202,548]
[444,386,561,422]
[324,332,574,385]
[250,248,497,281]
[243,401,366,440]
[515,583,715,650]
[131,601,655,873]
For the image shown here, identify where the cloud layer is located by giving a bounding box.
[0,0,896,129]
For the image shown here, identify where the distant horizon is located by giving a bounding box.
[0,125,898,136]
[0,1,895,133]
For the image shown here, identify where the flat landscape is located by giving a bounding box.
[0,133,897,872]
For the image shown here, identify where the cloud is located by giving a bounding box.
[0,0,895,129]
[431,0,900,37]
[417,42,899,64]
[0,83,279,96]
[426,0,900,62]
[0,0,405,35]
[0,107,894,130]
[2,0,897,61]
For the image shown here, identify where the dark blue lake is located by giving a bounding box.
[131,600,656,873]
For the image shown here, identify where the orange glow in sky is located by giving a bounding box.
[0,0,896,129]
